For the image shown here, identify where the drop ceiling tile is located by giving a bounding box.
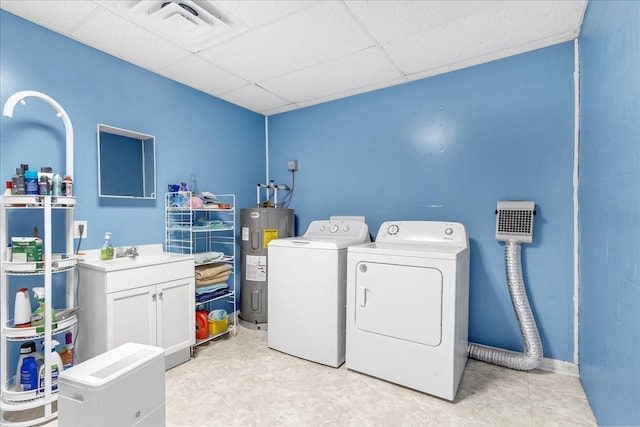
[384,0,586,76]
[217,84,290,114]
[296,76,406,110]
[263,103,300,117]
[345,0,502,44]
[198,1,374,82]
[0,0,99,34]
[70,7,191,72]
[214,0,317,28]
[260,46,404,104]
[159,55,248,95]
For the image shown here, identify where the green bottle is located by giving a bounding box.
[31,287,56,333]
[100,232,114,260]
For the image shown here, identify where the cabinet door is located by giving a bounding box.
[106,285,157,349]
[156,278,194,354]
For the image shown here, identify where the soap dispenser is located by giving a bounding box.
[101,232,114,260]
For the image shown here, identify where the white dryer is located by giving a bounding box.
[268,219,370,367]
[346,221,469,401]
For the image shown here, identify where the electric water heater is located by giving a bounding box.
[239,208,294,330]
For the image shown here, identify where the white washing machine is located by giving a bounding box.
[268,219,370,367]
[346,221,469,401]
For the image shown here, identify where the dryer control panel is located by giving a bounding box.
[376,221,467,246]
[305,220,370,241]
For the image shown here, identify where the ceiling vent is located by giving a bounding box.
[105,0,247,53]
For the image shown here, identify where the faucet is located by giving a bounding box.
[116,246,139,258]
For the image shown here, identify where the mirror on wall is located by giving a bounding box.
[97,124,156,199]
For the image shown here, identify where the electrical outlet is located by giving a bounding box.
[288,160,298,171]
[74,221,87,239]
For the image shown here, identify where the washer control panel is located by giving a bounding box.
[306,220,369,240]
[376,221,467,245]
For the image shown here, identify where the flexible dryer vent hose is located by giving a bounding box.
[468,240,543,371]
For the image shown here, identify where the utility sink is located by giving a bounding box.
[79,244,193,272]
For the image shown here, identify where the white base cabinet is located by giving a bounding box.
[77,245,194,370]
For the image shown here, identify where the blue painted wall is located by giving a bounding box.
[579,1,640,425]
[0,10,265,252]
[269,43,576,361]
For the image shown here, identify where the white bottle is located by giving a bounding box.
[38,340,63,393]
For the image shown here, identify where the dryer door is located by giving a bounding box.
[354,261,443,346]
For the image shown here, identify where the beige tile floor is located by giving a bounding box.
[164,327,596,427]
[14,326,596,426]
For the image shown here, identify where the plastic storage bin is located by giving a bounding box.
[57,342,165,427]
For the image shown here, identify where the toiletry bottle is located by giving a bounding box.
[38,176,49,196]
[60,332,74,370]
[38,340,62,393]
[63,175,73,196]
[52,174,62,196]
[189,172,198,196]
[19,356,38,392]
[101,232,114,260]
[25,170,38,195]
[16,168,26,195]
[30,287,57,333]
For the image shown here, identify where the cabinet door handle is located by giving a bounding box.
[158,291,163,298]
[152,293,157,301]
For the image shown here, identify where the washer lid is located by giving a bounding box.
[348,241,466,259]
[269,236,363,249]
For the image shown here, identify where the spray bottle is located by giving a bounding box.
[100,232,114,260]
[31,287,56,333]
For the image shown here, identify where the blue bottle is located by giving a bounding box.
[20,356,38,391]
[25,170,38,195]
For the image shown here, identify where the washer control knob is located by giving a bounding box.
[320,225,326,231]
[388,224,399,235]
[330,224,339,233]
[445,227,454,236]
[343,225,350,232]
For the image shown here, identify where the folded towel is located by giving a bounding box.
[195,283,229,295]
[194,252,225,264]
[196,273,230,287]
[195,263,232,280]
[195,288,230,303]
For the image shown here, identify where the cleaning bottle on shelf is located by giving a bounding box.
[19,356,38,392]
[15,341,42,391]
[38,340,63,393]
[31,287,56,333]
[60,331,74,370]
[100,232,114,260]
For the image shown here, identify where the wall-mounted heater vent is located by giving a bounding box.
[105,0,247,53]
[495,201,536,244]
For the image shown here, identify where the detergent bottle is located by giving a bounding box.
[15,341,42,391]
[38,340,63,393]
[31,287,56,334]
[100,232,114,260]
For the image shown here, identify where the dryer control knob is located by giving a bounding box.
[445,227,454,236]
[320,225,326,231]
[343,225,350,232]
[388,224,399,235]
[330,224,339,233]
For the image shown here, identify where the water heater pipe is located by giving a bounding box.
[468,240,543,370]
